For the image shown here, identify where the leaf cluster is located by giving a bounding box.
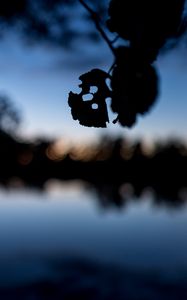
[69,0,186,128]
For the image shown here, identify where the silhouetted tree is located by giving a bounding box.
[0,94,21,133]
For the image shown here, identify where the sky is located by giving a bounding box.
[0,31,187,144]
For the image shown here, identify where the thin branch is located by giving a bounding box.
[111,35,120,44]
[79,0,116,56]
[108,61,116,74]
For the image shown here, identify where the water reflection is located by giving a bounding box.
[0,186,187,299]
[1,256,187,299]
[0,131,187,209]
[88,182,187,210]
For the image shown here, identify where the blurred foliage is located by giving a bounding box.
[0,0,109,48]
[0,95,21,133]
[0,130,187,208]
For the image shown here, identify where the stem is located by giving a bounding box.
[79,0,116,56]
[108,61,116,74]
[111,35,119,44]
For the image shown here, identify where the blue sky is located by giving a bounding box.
[0,32,186,144]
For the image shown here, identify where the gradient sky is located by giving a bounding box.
[0,31,186,144]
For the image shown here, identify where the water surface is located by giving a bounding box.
[0,181,187,298]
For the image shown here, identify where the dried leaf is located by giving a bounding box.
[68,69,111,128]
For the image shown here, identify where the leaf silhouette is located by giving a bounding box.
[68,69,111,128]
[69,0,185,129]
[110,47,159,127]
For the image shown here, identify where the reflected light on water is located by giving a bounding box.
[44,179,90,198]
[0,183,187,298]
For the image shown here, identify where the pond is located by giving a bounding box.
[0,181,187,299]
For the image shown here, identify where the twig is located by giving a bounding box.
[111,35,119,44]
[108,61,116,74]
[79,0,116,56]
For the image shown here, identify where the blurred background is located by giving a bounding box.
[0,0,187,299]
[0,0,187,142]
